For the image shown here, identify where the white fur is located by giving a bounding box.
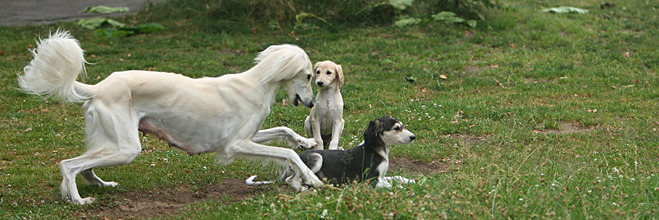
[304,60,345,150]
[17,30,323,205]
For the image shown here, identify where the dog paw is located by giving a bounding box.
[305,179,324,188]
[71,197,96,205]
[297,138,318,150]
[100,181,118,187]
[85,181,118,187]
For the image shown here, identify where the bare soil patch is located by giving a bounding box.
[534,122,594,135]
[91,158,447,219]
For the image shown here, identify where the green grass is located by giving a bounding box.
[2,0,659,219]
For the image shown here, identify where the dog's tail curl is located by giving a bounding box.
[18,30,95,103]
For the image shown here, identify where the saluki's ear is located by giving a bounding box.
[363,118,383,144]
[336,64,344,87]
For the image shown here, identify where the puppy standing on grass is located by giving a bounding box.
[247,116,417,190]
[305,60,345,150]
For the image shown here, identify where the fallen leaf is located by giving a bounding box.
[439,74,447,79]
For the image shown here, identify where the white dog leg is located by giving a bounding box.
[245,175,274,186]
[60,150,139,205]
[311,118,324,150]
[252,127,318,150]
[231,141,323,189]
[328,118,345,150]
[81,169,118,187]
[60,103,142,205]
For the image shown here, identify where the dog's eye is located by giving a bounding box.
[326,71,332,75]
[316,70,320,74]
[394,126,401,131]
[307,75,311,81]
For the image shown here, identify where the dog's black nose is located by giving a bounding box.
[316,81,324,86]
[410,135,416,140]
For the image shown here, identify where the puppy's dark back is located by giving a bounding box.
[298,144,384,185]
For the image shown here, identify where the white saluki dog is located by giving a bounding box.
[17,30,323,205]
[304,60,345,150]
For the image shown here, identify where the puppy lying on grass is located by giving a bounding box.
[247,116,417,190]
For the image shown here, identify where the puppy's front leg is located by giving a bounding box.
[328,118,345,150]
[375,176,393,188]
[311,117,324,150]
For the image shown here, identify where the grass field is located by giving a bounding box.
[2,0,659,219]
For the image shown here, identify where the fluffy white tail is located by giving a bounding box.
[245,175,274,186]
[18,30,94,102]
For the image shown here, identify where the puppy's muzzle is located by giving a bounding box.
[316,81,324,86]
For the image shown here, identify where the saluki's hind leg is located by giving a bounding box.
[60,147,140,205]
[81,168,118,187]
[60,100,141,205]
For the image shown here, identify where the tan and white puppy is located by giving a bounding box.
[305,60,345,150]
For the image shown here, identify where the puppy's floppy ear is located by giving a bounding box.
[336,64,344,87]
[363,118,384,144]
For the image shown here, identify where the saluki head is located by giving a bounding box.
[364,116,415,147]
[254,44,314,107]
[313,60,344,89]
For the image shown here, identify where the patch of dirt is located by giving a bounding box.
[389,157,448,176]
[445,134,490,145]
[91,158,448,219]
[93,179,293,219]
[534,122,595,135]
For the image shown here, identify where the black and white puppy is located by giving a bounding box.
[247,116,416,190]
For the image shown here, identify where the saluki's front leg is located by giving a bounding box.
[328,118,345,150]
[252,127,317,149]
[232,141,323,189]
